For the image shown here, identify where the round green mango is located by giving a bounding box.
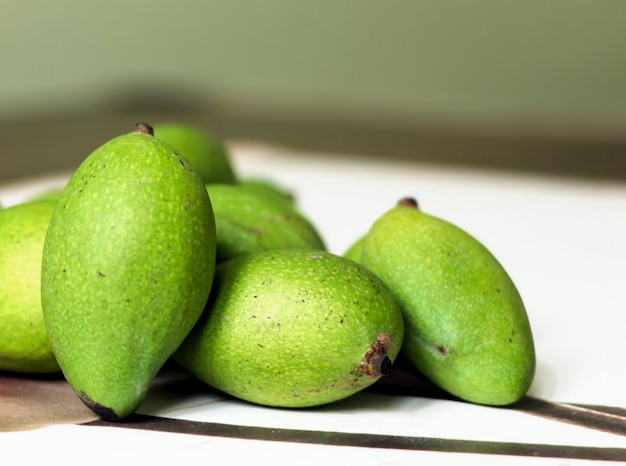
[41,123,217,421]
[174,249,404,408]
[0,200,60,373]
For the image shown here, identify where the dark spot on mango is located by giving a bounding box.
[436,344,449,357]
[380,356,392,376]
[360,333,392,378]
[77,391,119,421]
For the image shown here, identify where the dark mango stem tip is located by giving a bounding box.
[380,356,393,377]
[134,122,154,136]
[361,334,393,378]
[397,197,419,210]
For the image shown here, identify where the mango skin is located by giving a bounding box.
[239,177,295,205]
[0,200,60,373]
[173,249,404,408]
[361,200,535,406]
[343,235,364,265]
[31,189,63,203]
[153,123,237,184]
[41,129,216,420]
[206,183,326,264]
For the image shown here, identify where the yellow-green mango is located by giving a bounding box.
[206,183,325,264]
[31,189,63,203]
[0,200,60,373]
[173,249,404,408]
[41,123,216,420]
[361,197,535,405]
[153,123,237,184]
[343,235,365,265]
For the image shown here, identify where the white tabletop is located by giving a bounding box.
[1,141,625,464]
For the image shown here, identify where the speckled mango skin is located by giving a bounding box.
[153,123,237,184]
[206,183,326,264]
[0,200,60,373]
[173,249,404,408]
[41,131,216,420]
[361,202,535,406]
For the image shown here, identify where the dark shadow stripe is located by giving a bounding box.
[573,403,626,418]
[368,367,626,438]
[514,397,626,437]
[83,414,626,462]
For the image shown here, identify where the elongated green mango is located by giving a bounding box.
[361,198,535,405]
[0,200,59,373]
[41,123,216,420]
[343,234,365,264]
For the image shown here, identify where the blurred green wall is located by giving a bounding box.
[2,1,626,131]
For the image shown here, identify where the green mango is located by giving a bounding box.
[153,123,237,184]
[30,189,63,203]
[173,249,404,408]
[41,123,216,420]
[206,183,326,264]
[0,200,60,373]
[360,197,535,406]
[343,235,365,264]
[239,177,295,205]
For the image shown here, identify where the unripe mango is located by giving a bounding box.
[173,249,404,408]
[41,123,216,420]
[343,235,365,264]
[153,123,237,184]
[361,197,535,405]
[206,183,325,264]
[239,177,295,205]
[31,189,63,204]
[0,200,59,373]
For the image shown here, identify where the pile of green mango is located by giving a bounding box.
[0,122,535,420]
